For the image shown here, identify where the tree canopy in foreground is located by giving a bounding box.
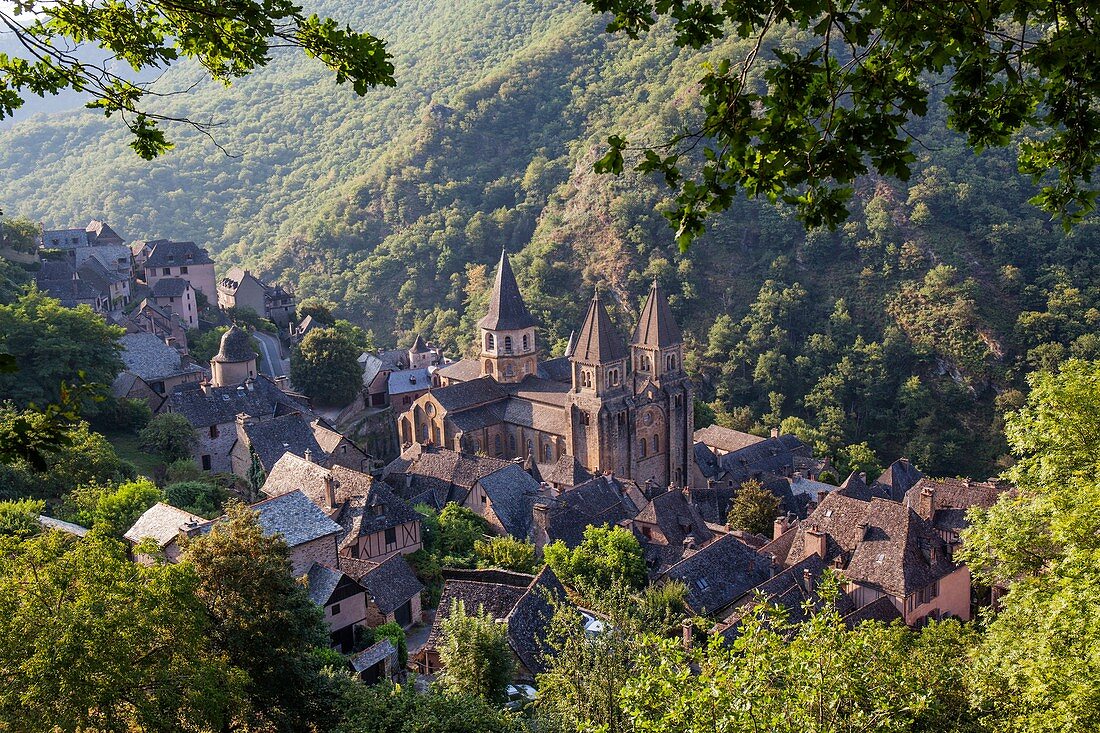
[0,0,395,157]
[588,0,1100,243]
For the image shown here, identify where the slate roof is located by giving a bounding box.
[903,476,1011,537]
[498,397,567,435]
[538,453,593,488]
[36,262,101,305]
[542,475,641,548]
[843,595,904,627]
[436,358,481,383]
[661,534,772,616]
[306,562,345,605]
[124,503,205,547]
[478,250,538,330]
[37,515,90,537]
[476,463,541,539]
[151,277,190,297]
[251,490,343,548]
[835,471,892,501]
[537,356,573,384]
[144,240,213,268]
[694,425,766,454]
[716,434,810,484]
[350,639,396,673]
[874,459,924,502]
[571,291,628,365]
[383,445,513,507]
[426,569,549,657]
[631,488,716,571]
[357,555,425,614]
[212,325,255,363]
[85,219,124,245]
[631,279,682,348]
[410,334,430,353]
[239,412,327,471]
[76,257,119,292]
[506,566,568,674]
[217,266,262,294]
[116,332,202,382]
[431,376,508,412]
[167,376,313,428]
[388,368,432,396]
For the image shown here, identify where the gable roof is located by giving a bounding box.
[250,490,343,548]
[874,459,924,502]
[435,357,481,383]
[694,425,766,454]
[383,445,514,507]
[116,332,202,382]
[239,412,326,471]
[151,277,191,298]
[217,267,265,294]
[168,376,313,427]
[476,464,540,539]
[306,562,346,606]
[477,250,538,331]
[388,368,432,396]
[357,555,425,614]
[541,475,641,548]
[350,639,396,673]
[144,240,213,268]
[662,534,771,616]
[124,502,205,547]
[631,279,682,348]
[85,219,124,245]
[505,566,568,674]
[571,291,628,365]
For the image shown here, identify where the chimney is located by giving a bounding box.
[805,525,827,560]
[803,567,815,593]
[323,474,336,510]
[773,515,790,540]
[304,449,313,463]
[918,486,935,520]
[770,427,779,439]
[859,471,867,484]
[200,381,212,395]
[681,619,693,652]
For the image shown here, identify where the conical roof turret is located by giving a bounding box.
[632,279,682,348]
[572,289,628,365]
[478,249,538,331]
[211,325,255,363]
[409,333,430,353]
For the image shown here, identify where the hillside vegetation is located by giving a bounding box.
[2,0,1099,478]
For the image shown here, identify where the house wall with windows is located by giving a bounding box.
[346,520,421,562]
[147,262,216,302]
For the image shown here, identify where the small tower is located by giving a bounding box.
[408,333,433,369]
[210,325,257,387]
[631,279,684,389]
[568,290,629,475]
[478,250,539,383]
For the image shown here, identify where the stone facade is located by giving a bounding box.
[288,534,339,577]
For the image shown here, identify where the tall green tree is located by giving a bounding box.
[336,679,522,733]
[139,412,197,463]
[726,479,782,535]
[590,0,1100,240]
[65,478,164,537]
[438,599,516,704]
[961,359,1100,730]
[0,531,236,732]
[182,501,337,731]
[290,326,362,406]
[544,525,647,593]
[0,0,394,157]
[0,288,124,408]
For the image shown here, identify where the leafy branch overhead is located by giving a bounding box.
[0,0,395,157]
[588,0,1100,244]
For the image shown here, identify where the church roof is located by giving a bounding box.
[571,291,628,365]
[477,250,538,331]
[409,333,431,353]
[632,279,682,348]
[212,325,255,363]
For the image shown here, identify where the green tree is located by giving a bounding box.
[474,535,538,573]
[246,444,266,502]
[337,679,522,733]
[182,501,336,731]
[960,360,1100,730]
[139,412,196,463]
[591,0,1100,240]
[0,288,124,408]
[726,479,782,536]
[0,0,394,157]
[290,327,362,406]
[438,502,491,565]
[66,478,164,537]
[295,298,336,326]
[838,442,883,480]
[544,525,647,592]
[438,599,516,704]
[0,497,43,538]
[0,217,39,253]
[165,480,227,518]
[0,531,236,731]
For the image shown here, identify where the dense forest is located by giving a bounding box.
[2,0,1099,479]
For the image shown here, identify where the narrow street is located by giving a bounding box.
[252,331,290,378]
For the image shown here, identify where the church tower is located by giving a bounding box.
[478,250,539,384]
[629,280,693,488]
[567,291,630,473]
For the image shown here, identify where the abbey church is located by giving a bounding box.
[400,251,694,487]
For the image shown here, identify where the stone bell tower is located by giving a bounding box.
[477,250,539,384]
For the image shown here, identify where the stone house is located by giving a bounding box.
[462,462,542,540]
[141,240,217,302]
[35,259,109,312]
[249,489,342,576]
[151,277,198,328]
[111,332,205,410]
[122,299,189,354]
[228,411,370,477]
[346,554,425,629]
[622,486,723,575]
[123,502,206,564]
[307,563,371,652]
[350,640,399,684]
[530,473,645,551]
[382,443,516,508]
[903,476,1012,549]
[659,533,772,617]
[217,267,296,326]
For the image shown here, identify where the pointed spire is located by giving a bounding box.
[564,330,577,358]
[478,249,538,331]
[632,279,682,348]
[409,333,430,353]
[572,289,628,365]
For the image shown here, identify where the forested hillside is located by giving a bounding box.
[2,0,1098,478]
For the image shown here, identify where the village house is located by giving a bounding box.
[349,640,399,684]
[262,453,423,563]
[111,332,205,411]
[40,220,133,284]
[140,240,217,302]
[216,267,297,326]
[354,335,446,410]
[904,476,1012,549]
[123,502,206,564]
[35,259,109,312]
[249,489,343,576]
[415,567,568,682]
[530,473,645,551]
[622,485,724,575]
[382,443,516,508]
[119,299,190,354]
[76,256,131,309]
[151,277,199,328]
[343,554,425,629]
[403,252,694,489]
[228,411,370,476]
[307,563,372,652]
[462,462,543,540]
[769,490,968,625]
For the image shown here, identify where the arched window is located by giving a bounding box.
[542,443,552,462]
[526,439,534,456]
[486,333,495,351]
[639,438,647,458]
[606,371,612,389]
[670,354,678,370]
[508,434,517,453]
[523,361,531,374]
[474,439,482,454]
[505,363,514,377]
[494,435,502,454]
[504,336,513,353]
[652,434,660,453]
[522,334,529,351]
